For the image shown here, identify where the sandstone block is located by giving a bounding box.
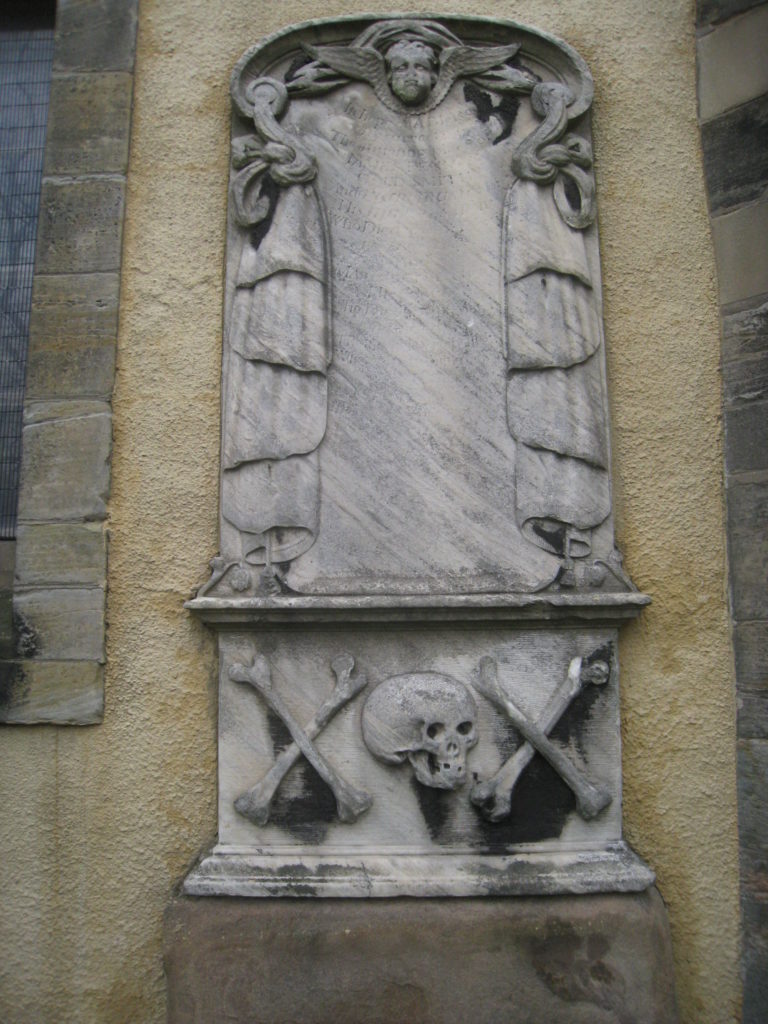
[701,92,768,213]
[13,587,105,662]
[44,72,133,175]
[53,0,139,73]
[36,178,125,275]
[697,4,768,121]
[726,478,768,620]
[711,197,768,306]
[14,523,106,587]
[724,399,768,473]
[165,888,678,1024]
[0,659,103,724]
[16,400,111,523]
[26,273,118,399]
[722,296,768,362]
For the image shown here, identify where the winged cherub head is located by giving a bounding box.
[298,20,523,115]
[384,39,438,106]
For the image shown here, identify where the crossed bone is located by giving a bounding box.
[471,654,612,821]
[230,653,373,825]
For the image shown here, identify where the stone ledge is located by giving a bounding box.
[184,843,654,899]
[186,591,650,629]
[165,886,677,1024]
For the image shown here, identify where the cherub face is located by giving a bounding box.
[385,40,437,106]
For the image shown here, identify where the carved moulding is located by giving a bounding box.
[185,14,651,898]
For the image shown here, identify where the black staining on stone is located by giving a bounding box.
[266,707,293,755]
[471,644,614,845]
[13,610,38,658]
[701,91,768,213]
[548,643,613,760]
[585,642,614,669]
[533,520,566,557]
[262,709,335,842]
[267,760,336,843]
[530,924,628,1020]
[463,81,520,145]
[472,758,576,850]
[0,661,27,711]
[412,776,453,841]
[284,52,313,85]
[563,175,582,213]
[249,173,280,252]
[549,676,602,761]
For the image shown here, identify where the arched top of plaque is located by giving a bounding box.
[231,14,594,122]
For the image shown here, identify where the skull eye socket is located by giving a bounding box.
[457,721,473,735]
[426,722,444,739]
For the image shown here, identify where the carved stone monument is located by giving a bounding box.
[185,13,654,899]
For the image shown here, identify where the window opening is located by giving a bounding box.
[0,4,55,537]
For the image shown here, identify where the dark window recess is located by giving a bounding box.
[0,7,55,538]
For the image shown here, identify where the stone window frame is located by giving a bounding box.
[0,0,139,724]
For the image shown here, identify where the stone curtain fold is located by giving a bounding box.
[222,182,330,564]
[504,179,610,557]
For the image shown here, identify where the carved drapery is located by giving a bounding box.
[223,79,331,565]
[218,17,610,588]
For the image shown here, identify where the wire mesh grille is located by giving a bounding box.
[0,26,54,538]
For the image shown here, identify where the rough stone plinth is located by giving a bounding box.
[164,888,677,1024]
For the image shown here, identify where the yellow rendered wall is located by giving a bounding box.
[0,2,739,1021]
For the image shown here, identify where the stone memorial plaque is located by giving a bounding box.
[186,14,652,897]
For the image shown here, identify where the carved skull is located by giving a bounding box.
[362,672,478,789]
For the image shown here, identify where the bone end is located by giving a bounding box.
[475,656,501,700]
[331,653,355,678]
[228,662,251,684]
[581,660,611,687]
[470,780,512,822]
[234,792,271,826]
[576,785,612,820]
[336,788,373,823]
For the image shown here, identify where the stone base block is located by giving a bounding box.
[164,888,677,1023]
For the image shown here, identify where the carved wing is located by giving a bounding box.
[303,44,388,91]
[439,43,520,82]
[426,44,521,108]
